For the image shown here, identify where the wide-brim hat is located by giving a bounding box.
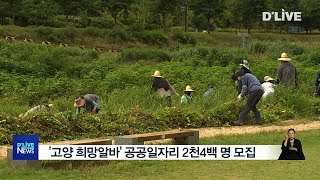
[184,85,194,92]
[278,52,291,61]
[264,76,275,82]
[74,97,85,107]
[239,60,250,70]
[151,70,163,78]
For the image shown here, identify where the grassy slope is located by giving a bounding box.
[0,129,319,179]
[1,26,320,144]
[2,25,320,49]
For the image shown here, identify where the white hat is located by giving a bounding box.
[239,60,250,70]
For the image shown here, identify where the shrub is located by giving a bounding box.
[84,27,108,37]
[90,17,115,29]
[249,41,267,54]
[133,31,169,46]
[43,18,67,28]
[172,31,197,45]
[108,25,131,42]
[295,51,320,66]
[118,48,172,62]
[36,26,53,38]
[206,47,248,67]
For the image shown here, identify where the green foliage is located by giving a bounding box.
[248,41,304,58]
[118,48,172,62]
[172,31,197,45]
[295,51,320,66]
[132,31,169,46]
[0,32,319,145]
[90,17,115,29]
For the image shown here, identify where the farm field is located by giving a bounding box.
[0,26,320,144]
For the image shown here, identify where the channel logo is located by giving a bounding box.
[13,135,39,160]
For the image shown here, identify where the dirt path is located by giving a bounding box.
[198,121,320,138]
[1,121,320,158]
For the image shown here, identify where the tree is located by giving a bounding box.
[191,0,225,33]
[128,0,152,27]
[56,0,79,23]
[300,0,320,33]
[236,0,267,34]
[0,0,23,25]
[21,0,59,25]
[150,0,181,32]
[270,0,302,33]
[105,0,134,23]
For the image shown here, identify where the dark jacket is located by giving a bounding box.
[82,94,100,113]
[152,77,170,91]
[277,61,297,87]
[316,72,320,96]
[236,67,252,94]
[278,139,305,160]
[239,73,263,97]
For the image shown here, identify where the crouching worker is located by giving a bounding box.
[74,94,100,114]
[181,85,194,104]
[203,86,214,99]
[233,71,263,125]
[152,70,179,104]
[21,104,53,117]
[261,76,276,99]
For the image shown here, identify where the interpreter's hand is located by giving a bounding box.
[289,147,297,151]
[237,95,243,101]
[91,109,97,115]
[284,133,288,140]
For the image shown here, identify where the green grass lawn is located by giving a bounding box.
[1,129,319,180]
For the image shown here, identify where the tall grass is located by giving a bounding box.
[0,34,319,144]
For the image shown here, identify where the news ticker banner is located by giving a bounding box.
[13,135,282,160]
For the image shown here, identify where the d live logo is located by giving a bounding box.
[263,9,302,22]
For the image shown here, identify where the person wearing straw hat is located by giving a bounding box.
[277,52,297,87]
[261,76,276,99]
[234,60,252,94]
[181,85,194,104]
[151,70,179,101]
[21,104,54,117]
[233,70,263,125]
[74,94,100,114]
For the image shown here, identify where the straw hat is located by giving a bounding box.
[184,85,194,92]
[74,97,85,107]
[277,52,291,61]
[264,76,275,82]
[151,70,163,78]
[239,60,250,70]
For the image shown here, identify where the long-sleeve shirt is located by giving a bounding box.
[239,73,263,97]
[277,61,297,87]
[203,87,214,99]
[316,72,320,87]
[261,82,275,98]
[279,139,305,160]
[76,94,100,114]
[181,94,192,104]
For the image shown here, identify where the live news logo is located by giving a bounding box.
[13,135,39,160]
